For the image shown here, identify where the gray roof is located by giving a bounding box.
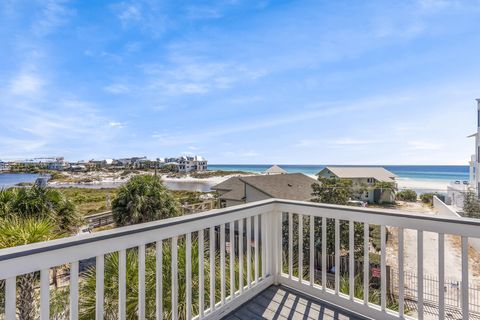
[264,165,287,174]
[211,176,244,191]
[318,166,396,183]
[240,173,317,201]
[211,173,318,202]
[211,177,245,201]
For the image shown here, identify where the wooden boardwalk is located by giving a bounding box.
[222,286,370,320]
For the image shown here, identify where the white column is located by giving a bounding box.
[476,99,480,193]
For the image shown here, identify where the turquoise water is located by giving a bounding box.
[208,164,470,182]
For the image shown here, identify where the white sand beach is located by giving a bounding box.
[47,169,451,194]
[396,177,449,192]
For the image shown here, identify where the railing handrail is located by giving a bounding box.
[1,198,479,319]
[2,198,480,262]
[275,198,480,226]
[0,198,275,262]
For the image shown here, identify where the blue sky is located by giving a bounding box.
[1,0,480,165]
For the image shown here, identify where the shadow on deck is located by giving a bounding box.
[222,285,371,320]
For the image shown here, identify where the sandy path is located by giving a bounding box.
[386,203,480,283]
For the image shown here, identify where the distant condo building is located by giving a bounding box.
[469,98,480,193]
[446,99,479,208]
[1,155,208,173]
[0,160,9,172]
[13,157,69,171]
[170,155,208,173]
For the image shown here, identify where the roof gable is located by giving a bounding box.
[318,166,396,183]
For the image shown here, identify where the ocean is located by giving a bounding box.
[208,164,470,182]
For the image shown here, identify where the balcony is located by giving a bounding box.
[0,199,479,319]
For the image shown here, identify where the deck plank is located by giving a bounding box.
[222,285,368,320]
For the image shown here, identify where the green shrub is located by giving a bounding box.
[463,190,480,218]
[420,193,434,204]
[396,189,417,202]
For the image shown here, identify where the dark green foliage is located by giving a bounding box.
[112,175,179,226]
[420,192,435,205]
[463,190,480,218]
[396,189,417,202]
[373,181,397,192]
[311,177,354,205]
[0,187,81,233]
[77,235,256,320]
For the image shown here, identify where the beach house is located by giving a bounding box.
[172,155,208,173]
[264,164,287,175]
[212,173,317,207]
[0,160,10,171]
[317,166,397,203]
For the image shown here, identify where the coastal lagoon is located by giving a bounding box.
[0,173,41,188]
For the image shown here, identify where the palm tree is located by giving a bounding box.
[0,186,81,233]
[78,234,257,320]
[0,187,80,319]
[0,218,61,320]
[112,175,179,226]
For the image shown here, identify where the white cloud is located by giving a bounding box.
[118,4,142,24]
[108,121,127,129]
[141,58,267,95]
[103,84,130,94]
[151,132,197,146]
[222,150,260,158]
[332,138,378,145]
[408,141,444,150]
[296,138,378,148]
[9,73,44,95]
[32,0,74,36]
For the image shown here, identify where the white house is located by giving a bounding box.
[0,161,10,172]
[176,155,208,173]
[317,166,397,203]
[264,165,287,175]
[47,157,70,170]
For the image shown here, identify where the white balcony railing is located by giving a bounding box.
[0,199,479,319]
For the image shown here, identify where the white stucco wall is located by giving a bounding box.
[433,196,480,252]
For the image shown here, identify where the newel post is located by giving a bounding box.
[268,203,282,285]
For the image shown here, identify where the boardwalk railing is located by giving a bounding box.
[0,199,479,319]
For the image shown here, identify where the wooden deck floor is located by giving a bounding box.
[222,285,370,320]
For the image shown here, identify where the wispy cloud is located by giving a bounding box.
[112,1,168,37]
[108,121,127,129]
[32,0,74,37]
[408,141,444,150]
[104,84,131,94]
[332,138,378,146]
[9,73,45,95]
[117,4,142,25]
[141,57,267,95]
[296,138,378,148]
